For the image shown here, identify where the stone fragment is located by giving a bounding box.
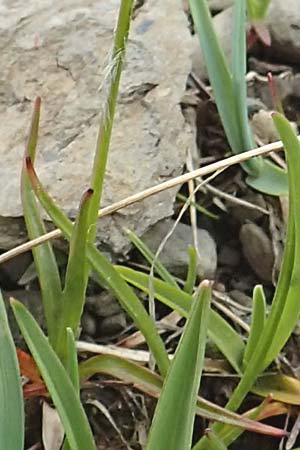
[142,218,217,279]
[239,223,274,282]
[0,0,194,254]
[263,0,300,64]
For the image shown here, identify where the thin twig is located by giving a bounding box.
[0,138,291,264]
[205,184,269,215]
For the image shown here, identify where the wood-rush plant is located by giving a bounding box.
[0,1,299,450]
[188,0,287,195]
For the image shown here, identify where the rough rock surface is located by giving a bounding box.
[264,0,300,64]
[239,223,274,282]
[0,0,194,253]
[142,218,217,279]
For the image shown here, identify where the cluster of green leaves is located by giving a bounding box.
[1,0,300,449]
[189,0,287,195]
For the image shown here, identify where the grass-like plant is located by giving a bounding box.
[189,0,287,195]
[1,0,300,448]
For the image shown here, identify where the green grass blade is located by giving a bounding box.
[11,299,96,450]
[79,354,286,437]
[246,160,288,196]
[126,228,178,287]
[62,328,80,450]
[232,0,257,154]
[145,281,211,450]
[146,281,211,450]
[0,292,24,450]
[197,113,300,447]
[188,0,260,176]
[263,113,300,365]
[62,189,93,333]
[21,98,62,348]
[89,0,134,241]
[206,431,228,450]
[116,266,244,373]
[25,160,170,377]
[66,328,80,394]
[176,193,219,220]
[183,247,197,294]
[242,285,266,368]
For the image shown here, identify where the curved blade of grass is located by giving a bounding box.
[125,228,178,287]
[62,328,80,450]
[88,0,134,241]
[146,281,211,450]
[25,159,170,377]
[21,98,62,349]
[206,431,227,450]
[0,292,24,450]
[262,113,300,365]
[11,299,96,450]
[232,0,257,154]
[61,189,93,333]
[253,374,300,405]
[189,0,288,195]
[246,160,288,196]
[188,0,260,176]
[242,285,266,368]
[66,328,79,394]
[79,354,286,437]
[183,247,197,294]
[116,266,244,373]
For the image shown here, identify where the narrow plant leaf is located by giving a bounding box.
[66,328,80,394]
[232,0,256,154]
[183,247,197,294]
[189,0,288,195]
[206,431,228,450]
[197,112,300,448]
[126,228,178,287]
[21,98,62,349]
[61,189,93,333]
[25,156,170,377]
[0,292,24,450]
[253,375,300,405]
[188,0,261,176]
[79,354,287,438]
[243,285,266,368]
[116,265,244,373]
[62,329,80,450]
[146,281,211,450]
[246,159,288,196]
[89,0,134,240]
[176,193,219,220]
[11,299,96,450]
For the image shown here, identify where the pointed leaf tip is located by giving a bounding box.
[35,97,41,108]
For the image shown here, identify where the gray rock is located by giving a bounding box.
[142,219,217,279]
[100,313,127,337]
[239,223,274,282]
[263,0,300,64]
[86,291,122,318]
[0,0,194,254]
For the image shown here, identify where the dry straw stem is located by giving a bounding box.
[0,137,293,264]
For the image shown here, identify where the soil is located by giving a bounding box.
[2,5,300,450]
